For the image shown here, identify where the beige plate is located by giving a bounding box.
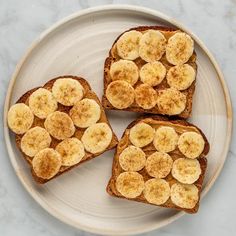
[3,5,232,235]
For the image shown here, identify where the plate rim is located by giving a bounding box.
[3,4,233,235]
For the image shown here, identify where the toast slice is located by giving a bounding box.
[8,75,118,184]
[102,26,197,119]
[106,116,209,213]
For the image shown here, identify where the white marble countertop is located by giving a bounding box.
[0,0,235,235]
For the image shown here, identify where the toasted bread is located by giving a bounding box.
[106,116,209,213]
[11,76,118,183]
[102,26,197,119]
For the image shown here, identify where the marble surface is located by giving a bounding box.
[0,0,235,235]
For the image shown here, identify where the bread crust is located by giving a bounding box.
[102,26,197,119]
[106,116,209,213]
[15,75,118,184]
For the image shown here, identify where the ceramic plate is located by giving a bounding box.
[4,5,232,235]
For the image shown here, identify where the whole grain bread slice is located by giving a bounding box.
[102,26,197,119]
[106,116,209,213]
[15,75,118,184]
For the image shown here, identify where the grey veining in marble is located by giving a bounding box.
[0,0,235,235]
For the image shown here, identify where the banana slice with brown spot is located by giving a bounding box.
[156,88,187,115]
[153,126,179,153]
[143,178,170,205]
[21,126,51,157]
[140,61,166,86]
[52,78,84,106]
[106,80,135,109]
[44,111,75,140]
[69,98,101,128]
[81,122,112,154]
[166,32,194,65]
[119,145,146,171]
[134,84,157,109]
[110,59,139,85]
[167,64,196,90]
[145,152,173,178]
[139,30,167,62]
[116,30,142,60]
[172,158,201,184]
[178,131,205,159]
[29,88,58,119]
[56,137,85,166]
[171,183,199,209]
[129,122,155,148]
[116,171,144,198]
[32,148,62,179]
[7,103,34,134]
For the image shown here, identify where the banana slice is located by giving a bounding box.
[44,111,75,140]
[21,127,51,157]
[69,98,101,128]
[156,88,187,115]
[171,183,199,209]
[56,137,85,166]
[134,84,157,109]
[129,122,155,148]
[106,80,135,109]
[172,158,201,184]
[139,30,167,62]
[153,126,179,153]
[145,152,173,178]
[81,122,112,154]
[166,32,194,65]
[167,64,196,90]
[178,131,205,159]
[116,30,142,60]
[7,103,34,134]
[32,148,62,179]
[119,145,146,171]
[143,178,170,205]
[52,78,84,106]
[29,88,58,119]
[116,171,144,198]
[110,59,139,85]
[140,61,166,87]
